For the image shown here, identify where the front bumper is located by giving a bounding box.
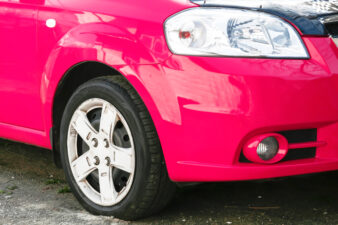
[139,37,338,182]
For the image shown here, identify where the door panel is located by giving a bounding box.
[0,0,44,130]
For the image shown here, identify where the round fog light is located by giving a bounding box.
[257,137,279,161]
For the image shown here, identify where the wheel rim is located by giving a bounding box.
[67,98,135,206]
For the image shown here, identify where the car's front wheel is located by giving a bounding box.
[59,76,176,220]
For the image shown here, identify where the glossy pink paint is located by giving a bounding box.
[0,0,338,182]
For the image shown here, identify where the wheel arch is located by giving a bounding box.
[40,21,171,167]
[50,61,163,168]
[40,22,179,170]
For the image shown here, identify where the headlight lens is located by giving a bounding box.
[164,8,309,58]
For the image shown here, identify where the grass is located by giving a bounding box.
[45,178,63,185]
[58,186,71,194]
[0,190,13,195]
[7,185,18,190]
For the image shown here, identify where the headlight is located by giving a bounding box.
[164,8,309,58]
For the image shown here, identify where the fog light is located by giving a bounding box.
[257,137,279,161]
[243,133,288,164]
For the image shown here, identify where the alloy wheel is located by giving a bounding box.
[67,98,135,206]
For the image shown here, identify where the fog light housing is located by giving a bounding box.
[243,133,288,164]
[257,137,279,161]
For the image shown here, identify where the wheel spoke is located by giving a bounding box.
[72,110,97,146]
[98,166,117,204]
[71,150,97,182]
[100,103,118,138]
[111,145,134,173]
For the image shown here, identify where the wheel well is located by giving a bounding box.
[52,61,121,167]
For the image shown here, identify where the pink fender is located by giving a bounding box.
[38,0,195,149]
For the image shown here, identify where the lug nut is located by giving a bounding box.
[104,139,109,148]
[105,157,111,166]
[91,138,98,147]
[93,156,100,165]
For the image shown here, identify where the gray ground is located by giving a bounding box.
[1,139,338,225]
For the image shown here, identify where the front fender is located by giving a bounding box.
[40,22,180,137]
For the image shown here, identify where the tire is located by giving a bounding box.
[59,76,176,220]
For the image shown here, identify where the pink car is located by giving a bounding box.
[1,0,338,220]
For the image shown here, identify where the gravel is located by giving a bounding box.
[1,139,338,225]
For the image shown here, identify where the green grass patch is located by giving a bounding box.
[45,178,62,185]
[7,185,17,191]
[58,186,71,194]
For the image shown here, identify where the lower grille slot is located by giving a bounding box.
[281,147,316,162]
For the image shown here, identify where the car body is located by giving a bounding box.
[1,0,338,219]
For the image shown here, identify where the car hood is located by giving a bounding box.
[192,0,338,35]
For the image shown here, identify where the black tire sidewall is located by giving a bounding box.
[60,78,151,216]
